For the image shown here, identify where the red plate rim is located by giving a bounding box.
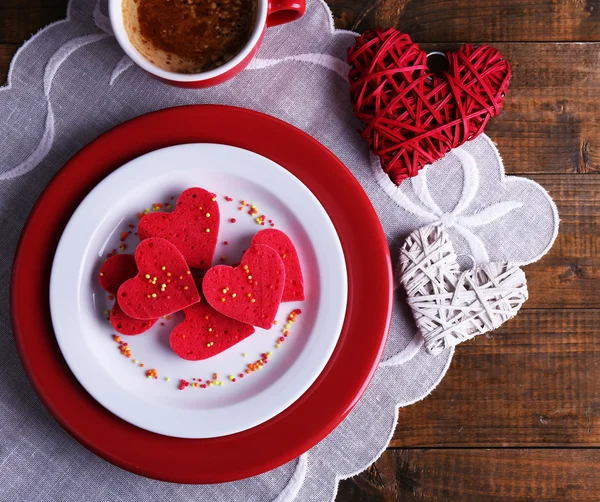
[10,105,392,484]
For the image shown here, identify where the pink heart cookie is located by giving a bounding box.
[98,253,158,335]
[110,302,158,336]
[138,187,219,269]
[118,237,200,320]
[202,245,285,329]
[98,254,138,295]
[251,229,305,302]
[170,301,255,360]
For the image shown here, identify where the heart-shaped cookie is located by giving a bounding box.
[98,254,158,335]
[400,224,528,354]
[348,29,510,185]
[110,303,158,335]
[170,301,255,360]
[138,187,219,269]
[251,229,305,302]
[118,237,200,320]
[202,244,285,329]
[98,254,138,295]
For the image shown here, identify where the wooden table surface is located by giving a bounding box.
[2,0,599,500]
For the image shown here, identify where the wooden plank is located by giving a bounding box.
[4,0,600,43]
[524,175,600,309]
[0,1,67,7]
[389,309,600,447]
[337,449,600,501]
[0,7,67,44]
[475,43,600,176]
[417,42,600,176]
[330,0,600,42]
[0,44,17,84]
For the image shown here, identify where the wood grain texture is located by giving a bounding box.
[0,7,68,44]
[339,449,600,501]
[0,1,67,6]
[389,309,600,447]
[330,0,600,42]
[518,175,600,309]
[418,43,600,176]
[0,45,17,84]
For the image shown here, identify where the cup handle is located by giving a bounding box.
[267,0,306,27]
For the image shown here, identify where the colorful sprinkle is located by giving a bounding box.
[146,368,159,379]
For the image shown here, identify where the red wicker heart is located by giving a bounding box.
[348,29,510,185]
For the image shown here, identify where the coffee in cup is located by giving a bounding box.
[122,0,257,73]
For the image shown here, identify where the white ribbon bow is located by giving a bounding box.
[384,148,523,264]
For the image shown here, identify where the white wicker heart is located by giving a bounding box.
[400,224,529,355]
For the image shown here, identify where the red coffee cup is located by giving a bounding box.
[109,0,305,88]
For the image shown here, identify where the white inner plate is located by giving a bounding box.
[50,144,347,438]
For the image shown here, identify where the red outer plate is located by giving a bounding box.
[11,105,392,483]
